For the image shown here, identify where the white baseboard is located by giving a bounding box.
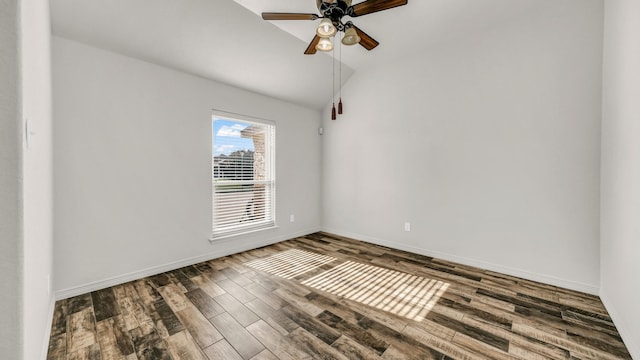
[55,227,320,300]
[321,228,599,295]
[600,290,640,359]
[54,226,599,299]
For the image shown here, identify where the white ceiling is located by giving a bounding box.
[51,0,549,110]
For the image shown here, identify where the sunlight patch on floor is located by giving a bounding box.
[245,249,337,279]
[301,261,449,321]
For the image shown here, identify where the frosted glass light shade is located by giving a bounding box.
[316,37,334,52]
[342,27,361,46]
[317,18,337,37]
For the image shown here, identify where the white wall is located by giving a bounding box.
[53,37,322,295]
[21,0,54,358]
[1,1,23,358]
[322,0,603,293]
[600,0,640,357]
[1,0,54,359]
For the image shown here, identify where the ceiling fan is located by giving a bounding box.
[262,0,408,54]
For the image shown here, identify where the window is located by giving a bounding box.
[212,113,275,238]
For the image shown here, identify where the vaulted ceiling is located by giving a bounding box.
[51,0,548,110]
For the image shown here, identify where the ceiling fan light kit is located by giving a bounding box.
[262,0,408,119]
[261,0,407,55]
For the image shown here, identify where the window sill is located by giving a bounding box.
[209,225,279,242]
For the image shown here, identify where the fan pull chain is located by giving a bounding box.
[338,35,343,115]
[331,37,337,121]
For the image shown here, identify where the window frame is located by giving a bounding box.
[210,111,276,240]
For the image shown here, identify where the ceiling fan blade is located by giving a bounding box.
[350,0,408,17]
[262,12,319,21]
[304,35,321,55]
[353,26,379,50]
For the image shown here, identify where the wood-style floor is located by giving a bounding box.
[47,232,632,359]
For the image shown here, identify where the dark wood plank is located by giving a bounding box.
[193,262,213,274]
[148,273,172,288]
[50,300,69,337]
[436,297,512,329]
[268,309,301,334]
[221,267,254,287]
[95,316,135,358]
[190,274,226,299]
[281,305,341,345]
[179,265,202,278]
[173,269,199,292]
[274,287,323,317]
[92,288,120,322]
[456,312,570,359]
[245,298,279,321]
[157,283,190,313]
[46,333,66,360]
[65,343,101,360]
[111,316,135,355]
[402,325,489,360]
[130,322,172,360]
[562,309,620,337]
[331,335,380,360]
[244,271,280,291]
[511,321,628,360]
[203,340,244,360]
[246,319,310,360]
[213,293,260,327]
[567,330,632,359]
[317,310,389,355]
[154,299,185,336]
[133,280,162,307]
[287,327,348,360]
[66,308,98,353]
[165,331,208,360]
[357,316,448,360]
[216,278,256,304]
[185,288,226,319]
[210,312,264,360]
[175,305,223,348]
[66,293,92,314]
[478,288,563,318]
[112,284,145,331]
[249,349,280,360]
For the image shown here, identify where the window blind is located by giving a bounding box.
[212,115,275,238]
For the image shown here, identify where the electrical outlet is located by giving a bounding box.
[404,222,411,232]
[290,214,295,222]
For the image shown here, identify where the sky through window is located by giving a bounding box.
[213,118,254,156]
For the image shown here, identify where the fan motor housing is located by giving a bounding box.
[316,0,353,11]
[317,0,353,23]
